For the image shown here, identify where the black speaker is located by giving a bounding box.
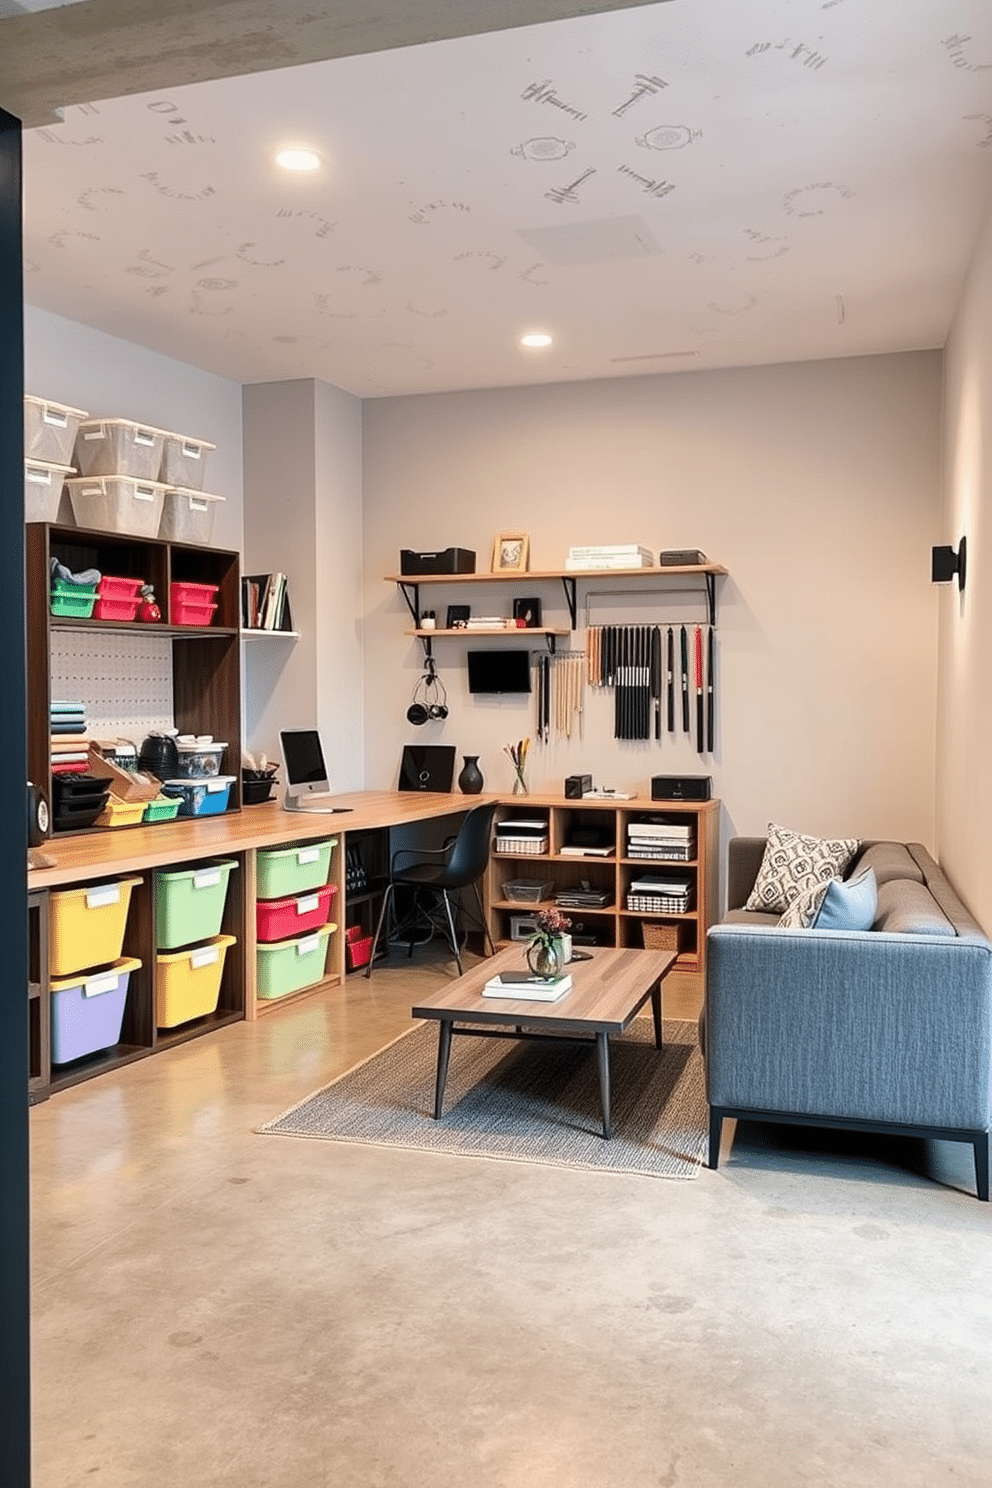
[564,774,592,798]
[651,774,711,801]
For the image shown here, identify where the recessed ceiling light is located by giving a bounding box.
[520,332,553,348]
[275,147,321,173]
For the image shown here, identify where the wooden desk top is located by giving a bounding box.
[27,791,489,891]
[412,944,676,1032]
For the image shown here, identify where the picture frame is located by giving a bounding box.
[446,603,471,630]
[492,531,530,573]
[512,597,542,628]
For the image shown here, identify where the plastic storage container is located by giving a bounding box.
[500,879,555,904]
[156,858,237,950]
[50,956,141,1064]
[345,923,374,971]
[170,581,220,627]
[74,418,165,480]
[256,838,336,900]
[93,574,143,622]
[256,883,337,943]
[24,459,73,523]
[158,431,215,491]
[161,776,235,817]
[95,797,147,829]
[66,475,169,539]
[50,578,97,618]
[156,933,234,1028]
[48,875,141,977]
[24,396,88,465]
[142,795,182,824]
[175,741,227,777]
[256,923,334,1001]
[159,488,225,545]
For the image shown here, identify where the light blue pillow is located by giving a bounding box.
[778,868,877,931]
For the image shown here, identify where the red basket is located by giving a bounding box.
[256,883,337,943]
[345,929,374,970]
[94,574,142,622]
[170,581,219,627]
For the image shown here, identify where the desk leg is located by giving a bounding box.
[651,983,664,1049]
[433,1019,453,1119]
[596,1032,612,1140]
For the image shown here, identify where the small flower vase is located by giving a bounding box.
[527,939,565,980]
[512,770,528,795]
[458,755,484,794]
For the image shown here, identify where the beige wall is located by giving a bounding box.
[938,198,992,930]
[362,353,942,846]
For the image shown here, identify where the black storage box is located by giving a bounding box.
[400,548,476,576]
[651,774,712,801]
[564,774,592,798]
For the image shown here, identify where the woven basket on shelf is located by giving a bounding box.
[641,921,682,952]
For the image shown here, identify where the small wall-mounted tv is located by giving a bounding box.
[466,648,532,695]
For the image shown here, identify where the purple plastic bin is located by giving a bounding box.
[50,957,140,1064]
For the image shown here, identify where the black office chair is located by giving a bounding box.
[366,803,497,977]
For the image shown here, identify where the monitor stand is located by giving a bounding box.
[282,792,353,814]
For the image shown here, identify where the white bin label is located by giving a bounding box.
[83,428,106,441]
[189,497,209,512]
[206,779,227,793]
[296,894,319,916]
[190,946,220,969]
[134,485,155,502]
[193,869,221,890]
[134,428,157,447]
[181,442,203,459]
[85,885,121,910]
[296,934,320,956]
[84,973,119,999]
[26,467,53,486]
[43,407,69,429]
[297,847,320,865]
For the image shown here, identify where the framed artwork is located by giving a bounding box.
[492,531,530,572]
[446,603,471,630]
[512,597,542,628]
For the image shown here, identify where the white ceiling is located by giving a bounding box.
[18,0,992,397]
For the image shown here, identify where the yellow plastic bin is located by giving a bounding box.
[256,923,335,1001]
[155,933,235,1028]
[49,876,142,978]
[256,839,336,900]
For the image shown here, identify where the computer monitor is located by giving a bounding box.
[279,729,352,813]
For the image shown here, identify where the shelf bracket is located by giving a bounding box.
[560,576,577,630]
[396,580,421,627]
[705,571,717,628]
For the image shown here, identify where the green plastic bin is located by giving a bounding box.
[143,796,182,823]
[155,858,238,950]
[50,578,96,618]
[255,838,336,900]
[256,923,335,1000]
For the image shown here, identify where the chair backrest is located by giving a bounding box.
[440,803,498,888]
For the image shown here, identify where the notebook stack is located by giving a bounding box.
[626,817,695,862]
[565,544,654,570]
[626,874,692,913]
[555,885,612,909]
[49,700,89,776]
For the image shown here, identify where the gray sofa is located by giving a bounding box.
[704,838,992,1199]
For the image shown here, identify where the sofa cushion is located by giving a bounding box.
[848,842,924,887]
[873,879,956,937]
[745,822,860,914]
[778,867,878,931]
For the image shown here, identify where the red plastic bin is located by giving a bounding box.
[256,882,338,943]
[345,923,374,970]
[170,580,219,627]
[94,575,143,622]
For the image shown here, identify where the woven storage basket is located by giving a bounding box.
[641,920,682,952]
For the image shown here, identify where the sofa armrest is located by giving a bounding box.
[705,924,992,1130]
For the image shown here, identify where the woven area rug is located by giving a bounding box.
[259,1018,707,1179]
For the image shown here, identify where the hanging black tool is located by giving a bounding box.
[707,625,715,754]
[543,652,551,742]
[651,626,661,739]
[680,625,690,733]
[666,626,675,734]
[695,625,705,755]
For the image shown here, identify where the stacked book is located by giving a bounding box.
[495,817,549,855]
[556,885,612,909]
[565,544,654,571]
[50,699,89,775]
[465,616,505,630]
[483,969,573,1001]
[626,817,695,862]
[626,874,692,913]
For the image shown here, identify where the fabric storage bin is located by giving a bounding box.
[66,475,168,539]
[50,956,140,1064]
[24,459,73,523]
[256,923,334,1000]
[256,838,336,899]
[49,875,142,977]
[159,488,225,545]
[170,581,219,627]
[158,431,215,490]
[156,934,234,1028]
[161,776,235,817]
[93,575,143,622]
[74,418,165,480]
[641,920,682,952]
[156,858,237,950]
[24,396,88,464]
[256,882,337,943]
[95,797,147,829]
[142,795,182,824]
[50,578,96,618]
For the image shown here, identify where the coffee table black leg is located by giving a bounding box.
[433,1019,453,1119]
[596,1031,612,1139]
[651,983,663,1049]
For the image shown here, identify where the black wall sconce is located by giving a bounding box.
[932,536,967,591]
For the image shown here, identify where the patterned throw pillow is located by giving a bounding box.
[778,868,877,930]
[745,822,860,914]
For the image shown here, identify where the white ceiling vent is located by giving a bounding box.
[516,216,663,267]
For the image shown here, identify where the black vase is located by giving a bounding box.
[458,755,484,794]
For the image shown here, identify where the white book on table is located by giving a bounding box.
[483,972,573,1000]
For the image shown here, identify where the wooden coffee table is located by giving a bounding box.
[411,944,677,1139]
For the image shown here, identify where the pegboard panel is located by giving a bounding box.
[51,632,174,740]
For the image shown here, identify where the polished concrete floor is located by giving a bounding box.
[31,949,992,1487]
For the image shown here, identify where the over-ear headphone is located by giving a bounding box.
[406,658,448,726]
